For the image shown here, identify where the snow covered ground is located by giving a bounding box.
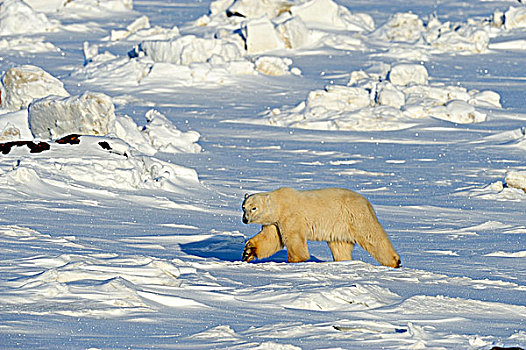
[0,0,525,349]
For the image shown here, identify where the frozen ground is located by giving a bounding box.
[0,0,525,349]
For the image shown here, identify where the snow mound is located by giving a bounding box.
[130,36,299,81]
[465,181,526,202]
[485,250,526,258]
[59,0,133,13]
[139,36,244,66]
[387,63,428,86]
[505,171,526,192]
[21,0,64,12]
[115,109,202,155]
[28,91,116,140]
[75,51,153,86]
[283,284,400,311]
[0,110,32,141]
[266,63,501,130]
[226,0,293,19]
[290,0,373,31]
[74,9,304,87]
[0,37,58,53]
[196,0,373,53]
[205,0,374,31]
[372,12,490,54]
[109,15,180,42]
[503,6,526,30]
[140,110,201,154]
[374,12,424,42]
[0,0,59,35]
[0,65,69,111]
[255,56,299,76]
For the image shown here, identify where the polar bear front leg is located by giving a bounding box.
[242,224,284,262]
[280,218,310,263]
[327,241,354,261]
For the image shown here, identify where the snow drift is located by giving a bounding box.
[0,0,59,36]
[372,12,490,54]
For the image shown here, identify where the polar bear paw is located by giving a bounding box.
[242,241,257,262]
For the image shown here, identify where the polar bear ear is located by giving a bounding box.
[244,193,250,199]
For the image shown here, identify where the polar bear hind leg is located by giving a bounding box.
[327,241,354,261]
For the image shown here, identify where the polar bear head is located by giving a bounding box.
[242,192,276,225]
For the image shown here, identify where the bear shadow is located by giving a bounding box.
[179,234,245,262]
[252,252,324,264]
[179,234,324,263]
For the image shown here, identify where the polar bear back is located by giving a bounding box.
[270,187,387,243]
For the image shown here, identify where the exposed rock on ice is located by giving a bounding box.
[28,92,116,139]
[0,0,59,35]
[266,63,501,130]
[0,65,69,111]
[22,87,200,155]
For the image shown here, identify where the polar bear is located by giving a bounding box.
[241,187,401,267]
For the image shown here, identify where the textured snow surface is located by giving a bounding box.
[0,0,525,349]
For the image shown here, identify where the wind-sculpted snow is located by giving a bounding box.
[0,136,200,194]
[3,223,524,348]
[0,0,525,349]
[0,0,59,35]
